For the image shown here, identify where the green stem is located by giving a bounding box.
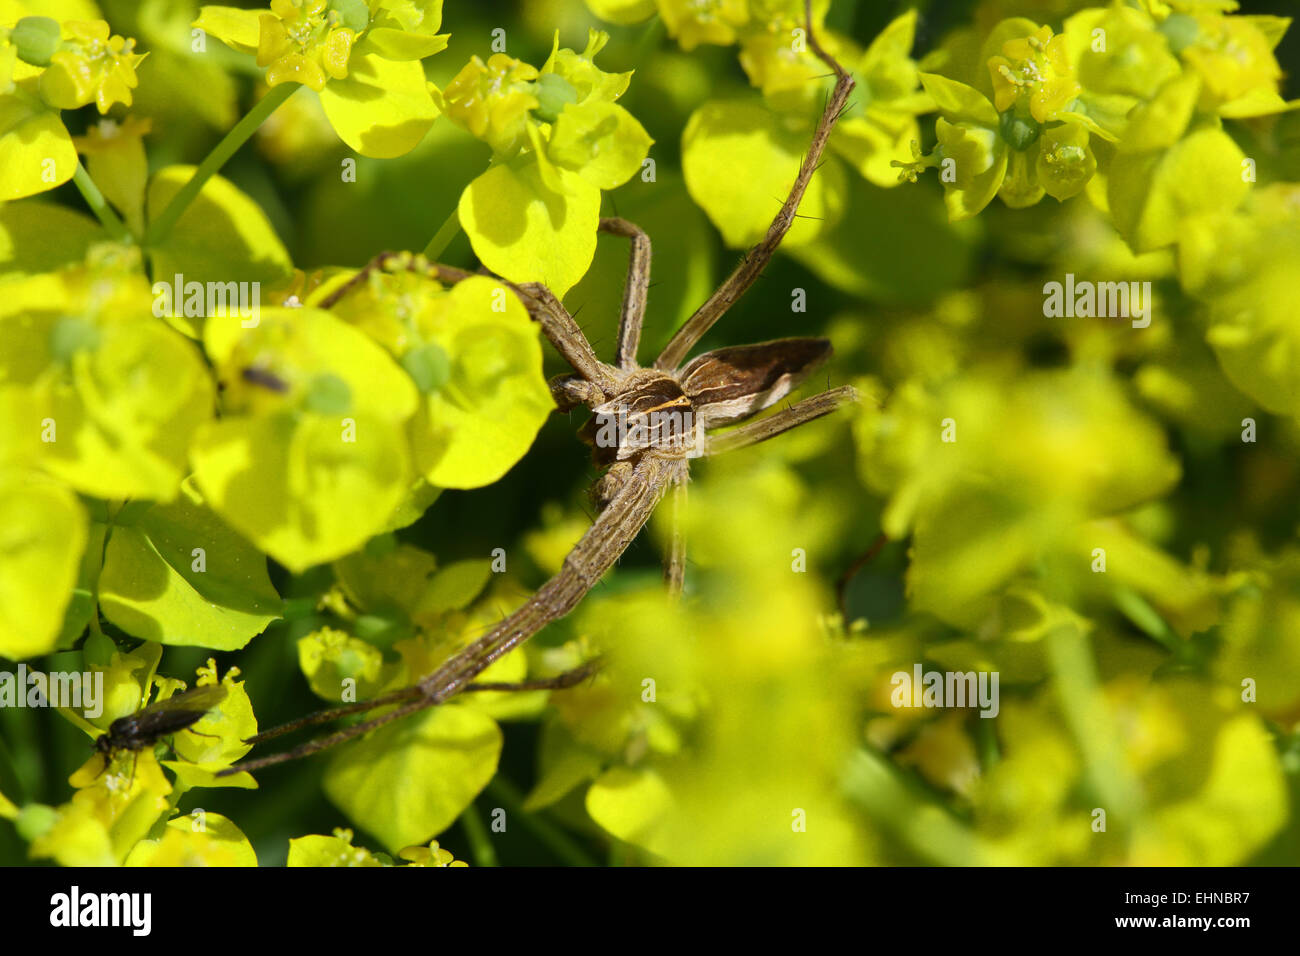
[421,205,463,260]
[86,498,124,641]
[484,776,597,867]
[974,714,1000,771]
[421,155,500,260]
[633,14,665,61]
[73,163,130,241]
[145,83,298,247]
[88,524,112,641]
[1044,622,1143,827]
[459,801,498,867]
[842,747,994,865]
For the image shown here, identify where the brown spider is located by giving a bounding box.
[224,1,857,775]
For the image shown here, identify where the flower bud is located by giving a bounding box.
[10,16,61,67]
[532,72,578,123]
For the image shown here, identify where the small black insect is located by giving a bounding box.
[94,684,228,765]
[240,365,291,393]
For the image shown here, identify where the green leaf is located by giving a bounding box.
[0,471,86,659]
[584,0,656,26]
[1215,550,1300,716]
[194,307,418,572]
[0,88,75,200]
[419,559,493,616]
[53,325,214,500]
[1109,127,1248,253]
[459,157,601,297]
[334,542,438,620]
[191,5,262,54]
[861,10,922,101]
[323,704,502,852]
[525,723,603,811]
[1116,73,1200,153]
[298,627,387,702]
[81,126,149,236]
[371,0,445,37]
[0,291,216,501]
[1186,189,1300,415]
[192,411,413,574]
[919,73,999,127]
[287,829,387,866]
[564,173,714,359]
[860,369,1182,629]
[361,29,449,62]
[832,106,924,188]
[0,201,104,275]
[410,275,554,488]
[1123,684,1287,866]
[124,812,257,866]
[97,481,280,650]
[683,98,847,248]
[164,668,259,789]
[317,51,439,158]
[383,478,442,532]
[933,117,1007,221]
[789,172,972,304]
[145,166,293,333]
[542,28,631,105]
[133,43,240,132]
[586,766,672,851]
[548,100,652,190]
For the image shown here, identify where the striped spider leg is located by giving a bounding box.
[223,0,857,776]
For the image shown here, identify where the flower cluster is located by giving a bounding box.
[198,0,446,92]
[435,30,653,294]
[900,2,1295,221]
[196,0,449,156]
[0,13,146,199]
[585,1,935,254]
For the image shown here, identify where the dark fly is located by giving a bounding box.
[94,684,228,763]
[240,365,291,393]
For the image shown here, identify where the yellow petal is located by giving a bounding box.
[256,14,294,68]
[266,53,327,91]
[322,28,355,80]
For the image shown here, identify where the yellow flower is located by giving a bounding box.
[398,840,467,866]
[1179,13,1286,112]
[71,114,151,154]
[0,36,16,94]
[72,117,152,233]
[659,0,750,51]
[908,73,1100,220]
[736,0,832,101]
[39,20,146,114]
[831,10,936,188]
[1035,123,1095,201]
[989,25,1081,125]
[255,0,357,91]
[440,53,541,156]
